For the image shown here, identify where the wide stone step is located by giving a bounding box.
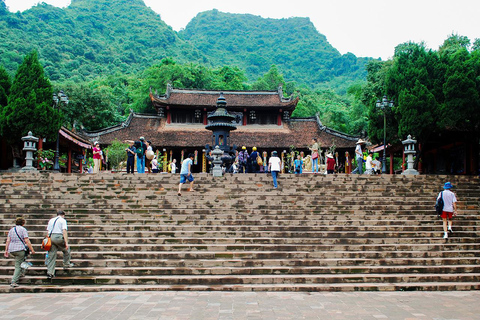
[12,243,480,253]
[1,172,478,293]
[44,236,480,245]
[3,273,480,287]
[2,264,479,277]
[4,257,477,268]
[1,281,479,294]
[15,250,479,260]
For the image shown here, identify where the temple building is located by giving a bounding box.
[81,85,359,172]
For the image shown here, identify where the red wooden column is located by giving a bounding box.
[203,108,207,125]
[389,150,394,174]
[37,137,43,169]
[166,106,171,124]
[67,149,72,173]
[243,108,247,126]
[417,143,423,173]
[277,109,282,126]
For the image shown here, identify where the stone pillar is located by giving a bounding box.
[21,131,39,172]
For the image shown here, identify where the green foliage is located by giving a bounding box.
[0,1,375,138]
[106,139,128,170]
[364,36,480,148]
[0,51,60,143]
[252,65,286,91]
[180,10,370,91]
[61,82,123,131]
[0,0,202,82]
[0,65,10,107]
[36,148,55,170]
[292,88,350,134]
[0,2,369,92]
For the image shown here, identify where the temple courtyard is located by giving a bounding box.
[0,291,478,319]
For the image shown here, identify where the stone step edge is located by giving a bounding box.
[1,282,479,293]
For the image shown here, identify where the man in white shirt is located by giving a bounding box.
[46,210,74,279]
[437,182,458,240]
[178,154,195,196]
[268,151,282,189]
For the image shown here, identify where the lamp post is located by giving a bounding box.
[52,90,69,172]
[376,96,394,174]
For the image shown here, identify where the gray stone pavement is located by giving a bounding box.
[0,291,478,320]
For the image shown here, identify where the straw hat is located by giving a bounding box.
[326,153,333,159]
[356,139,366,145]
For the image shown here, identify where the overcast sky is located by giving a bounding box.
[5,0,480,60]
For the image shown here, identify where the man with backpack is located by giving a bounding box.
[436,182,457,240]
[238,146,249,173]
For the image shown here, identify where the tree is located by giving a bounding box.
[0,51,60,144]
[440,47,480,132]
[251,65,286,91]
[212,66,248,90]
[0,65,10,107]
[61,83,122,131]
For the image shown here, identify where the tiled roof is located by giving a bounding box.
[150,85,299,110]
[80,114,357,150]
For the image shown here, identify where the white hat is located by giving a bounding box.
[356,139,366,145]
[326,153,333,159]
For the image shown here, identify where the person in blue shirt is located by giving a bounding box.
[178,153,195,196]
[294,155,303,174]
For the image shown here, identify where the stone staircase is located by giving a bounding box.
[0,172,479,293]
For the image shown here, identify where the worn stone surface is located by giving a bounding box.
[0,291,479,320]
[0,172,479,293]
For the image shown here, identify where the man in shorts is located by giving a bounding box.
[178,153,195,196]
[437,181,457,240]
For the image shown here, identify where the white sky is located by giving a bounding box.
[5,0,480,60]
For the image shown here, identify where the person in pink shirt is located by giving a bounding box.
[92,142,102,173]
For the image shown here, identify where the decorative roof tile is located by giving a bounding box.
[150,86,299,110]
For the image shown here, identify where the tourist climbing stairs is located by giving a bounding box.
[0,172,478,293]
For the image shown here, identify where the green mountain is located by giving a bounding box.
[0,0,203,82]
[180,10,371,88]
[0,0,371,89]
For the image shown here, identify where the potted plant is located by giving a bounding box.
[36,149,55,170]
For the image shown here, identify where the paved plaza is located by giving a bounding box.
[0,291,478,320]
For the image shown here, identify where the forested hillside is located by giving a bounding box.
[0,0,370,89]
[180,10,371,91]
[0,0,203,82]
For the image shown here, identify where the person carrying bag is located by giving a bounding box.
[4,217,35,288]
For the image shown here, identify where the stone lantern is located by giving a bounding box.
[21,131,39,171]
[211,146,224,177]
[401,135,419,175]
[205,93,237,174]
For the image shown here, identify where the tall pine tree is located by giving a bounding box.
[0,65,10,108]
[0,51,61,144]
